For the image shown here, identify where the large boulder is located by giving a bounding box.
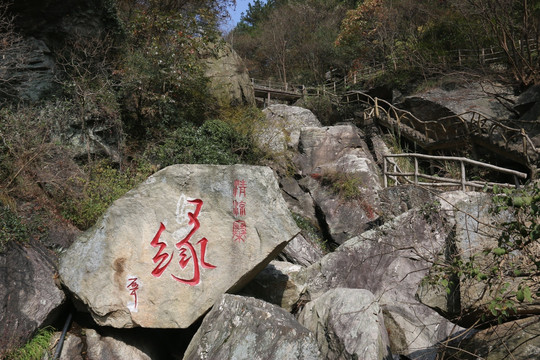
[258,105,322,153]
[239,260,305,312]
[0,239,65,358]
[203,42,255,106]
[400,81,517,121]
[294,125,381,244]
[59,165,299,328]
[298,206,460,359]
[298,288,392,360]
[183,294,321,360]
[280,233,325,267]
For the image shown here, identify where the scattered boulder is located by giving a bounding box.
[256,104,321,154]
[294,125,381,244]
[182,294,321,360]
[298,288,392,360]
[240,260,305,312]
[442,316,540,360]
[85,329,153,360]
[59,165,299,328]
[203,41,255,106]
[298,207,459,358]
[0,239,65,358]
[46,332,83,360]
[280,233,325,267]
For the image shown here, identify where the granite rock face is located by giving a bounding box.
[0,240,65,358]
[59,164,299,328]
[203,42,256,106]
[183,294,321,360]
[298,207,459,359]
[298,288,392,360]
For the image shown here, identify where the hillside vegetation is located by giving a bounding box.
[229,0,539,87]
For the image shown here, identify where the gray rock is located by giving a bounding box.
[442,316,540,359]
[203,42,255,106]
[59,165,299,328]
[240,260,305,312]
[294,125,381,244]
[256,104,322,155]
[0,240,65,357]
[298,208,460,359]
[183,294,321,360]
[0,37,57,102]
[298,288,392,360]
[85,329,152,360]
[46,333,83,360]
[418,192,540,326]
[400,81,517,121]
[378,185,437,218]
[280,233,324,267]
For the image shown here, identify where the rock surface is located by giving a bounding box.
[0,240,65,357]
[183,294,321,360]
[298,207,459,359]
[85,329,153,360]
[240,260,305,312]
[400,81,517,121]
[258,105,322,153]
[293,125,381,244]
[443,316,540,360]
[280,233,324,267]
[298,288,392,360]
[59,165,299,328]
[203,42,256,106]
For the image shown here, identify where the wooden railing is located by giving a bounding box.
[383,153,528,190]
[343,90,540,167]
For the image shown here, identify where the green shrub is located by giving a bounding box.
[60,160,152,230]
[4,326,55,360]
[319,171,364,201]
[147,118,257,167]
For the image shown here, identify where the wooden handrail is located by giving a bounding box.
[383,153,527,190]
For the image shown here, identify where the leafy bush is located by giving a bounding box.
[147,118,258,167]
[60,160,152,230]
[291,212,328,253]
[4,326,55,360]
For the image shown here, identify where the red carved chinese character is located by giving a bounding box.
[232,200,247,217]
[172,199,216,286]
[233,180,247,198]
[127,277,139,309]
[150,222,173,277]
[232,220,247,242]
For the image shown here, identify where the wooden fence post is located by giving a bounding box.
[414,157,419,185]
[461,160,466,191]
[374,98,379,118]
[383,157,388,188]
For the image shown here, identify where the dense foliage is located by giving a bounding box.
[229,0,539,87]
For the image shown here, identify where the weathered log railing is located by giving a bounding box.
[344,90,539,170]
[383,153,528,190]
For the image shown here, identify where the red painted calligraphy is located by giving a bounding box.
[150,198,216,286]
[233,180,247,198]
[150,222,173,277]
[232,200,247,217]
[126,277,139,309]
[232,220,247,242]
[172,199,216,286]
